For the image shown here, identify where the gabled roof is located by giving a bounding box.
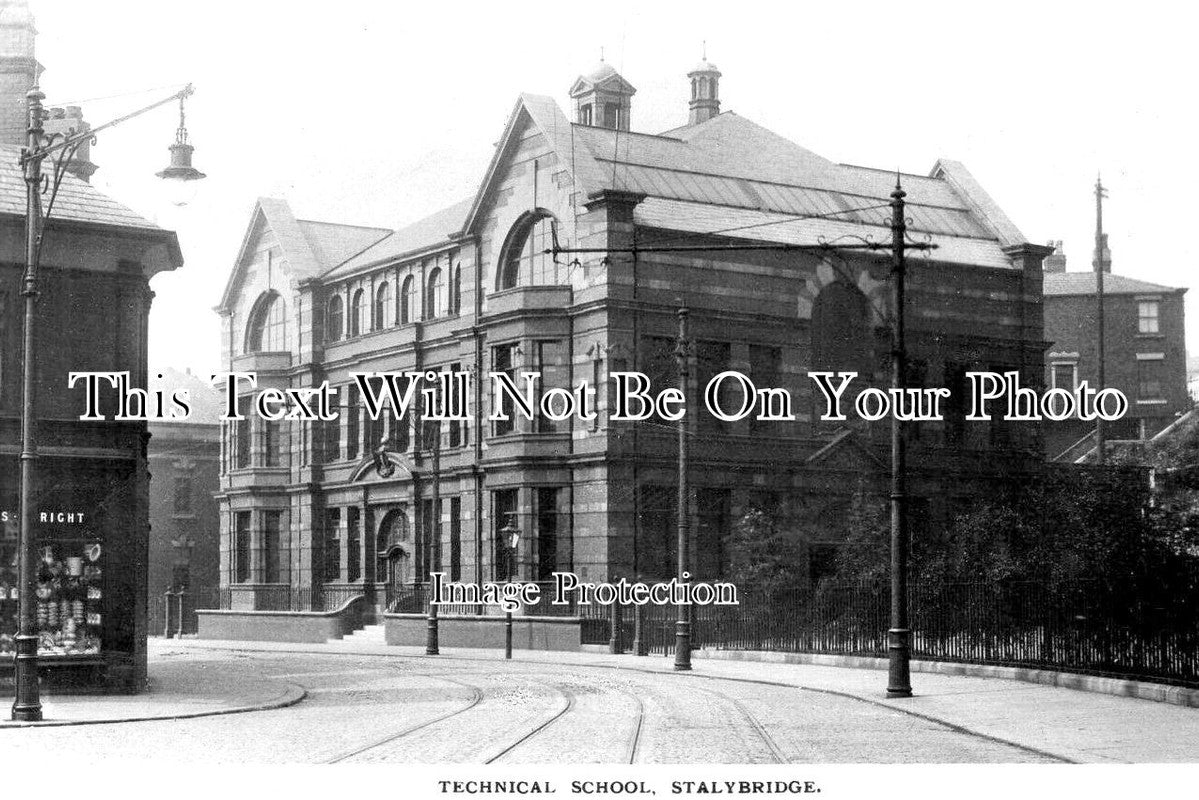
[217,197,382,311]
[1043,271,1185,296]
[324,198,472,280]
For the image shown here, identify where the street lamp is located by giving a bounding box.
[11,83,205,723]
[500,514,520,660]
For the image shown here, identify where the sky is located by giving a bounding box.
[21,0,1199,374]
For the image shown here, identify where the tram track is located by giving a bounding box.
[483,683,577,763]
[686,681,788,763]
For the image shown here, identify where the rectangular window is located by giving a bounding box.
[322,415,341,463]
[1138,359,1166,400]
[748,345,782,434]
[263,420,283,467]
[263,510,281,583]
[324,508,341,583]
[493,489,518,580]
[346,384,360,461]
[347,507,361,582]
[234,511,251,583]
[637,485,676,580]
[492,343,519,436]
[173,473,193,516]
[448,363,464,448]
[450,496,462,582]
[422,373,441,452]
[537,341,567,433]
[696,341,732,434]
[420,498,441,579]
[1051,363,1076,393]
[696,489,730,579]
[234,396,251,468]
[1138,300,1160,334]
[536,487,560,581]
[363,376,386,453]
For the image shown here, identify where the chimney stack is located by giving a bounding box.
[43,106,98,182]
[687,55,721,125]
[0,0,40,147]
[1043,240,1067,273]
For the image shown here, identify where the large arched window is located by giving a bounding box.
[426,267,444,319]
[450,265,462,315]
[811,281,871,374]
[326,294,344,343]
[374,281,391,330]
[498,211,557,290]
[399,275,414,325]
[349,289,365,336]
[246,291,287,353]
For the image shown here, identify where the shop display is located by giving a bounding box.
[0,539,102,657]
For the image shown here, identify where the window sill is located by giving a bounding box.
[1135,398,1168,405]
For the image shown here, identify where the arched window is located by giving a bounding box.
[450,265,462,315]
[426,267,444,319]
[399,275,414,325]
[811,281,871,374]
[349,289,365,336]
[326,294,344,343]
[374,281,391,330]
[499,211,557,290]
[246,291,287,353]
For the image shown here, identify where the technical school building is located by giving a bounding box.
[213,59,1050,611]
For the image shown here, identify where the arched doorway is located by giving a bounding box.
[375,508,412,608]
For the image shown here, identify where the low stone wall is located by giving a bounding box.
[384,613,582,652]
[197,595,366,643]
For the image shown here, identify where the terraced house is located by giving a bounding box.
[213,59,1051,614]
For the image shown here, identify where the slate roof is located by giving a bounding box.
[324,198,472,279]
[0,144,162,232]
[297,219,389,272]
[1043,272,1185,296]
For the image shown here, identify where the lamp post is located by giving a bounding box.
[673,307,692,671]
[426,376,442,656]
[500,514,520,659]
[11,83,204,722]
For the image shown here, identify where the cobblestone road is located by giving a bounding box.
[0,649,1061,763]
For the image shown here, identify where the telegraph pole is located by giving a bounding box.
[1094,177,1109,465]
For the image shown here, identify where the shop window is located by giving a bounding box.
[235,512,251,583]
[245,291,287,353]
[0,537,105,657]
[1138,300,1160,334]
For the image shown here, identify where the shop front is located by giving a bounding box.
[0,457,147,693]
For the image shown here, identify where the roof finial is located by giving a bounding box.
[600,45,605,62]
[702,40,707,60]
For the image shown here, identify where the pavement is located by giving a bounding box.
[0,635,1196,763]
[0,647,306,727]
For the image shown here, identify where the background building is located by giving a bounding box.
[147,368,222,633]
[214,59,1050,616]
[1042,240,1189,459]
[0,1,182,689]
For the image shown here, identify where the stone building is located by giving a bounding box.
[214,59,1050,611]
[0,0,182,689]
[1042,241,1189,459]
